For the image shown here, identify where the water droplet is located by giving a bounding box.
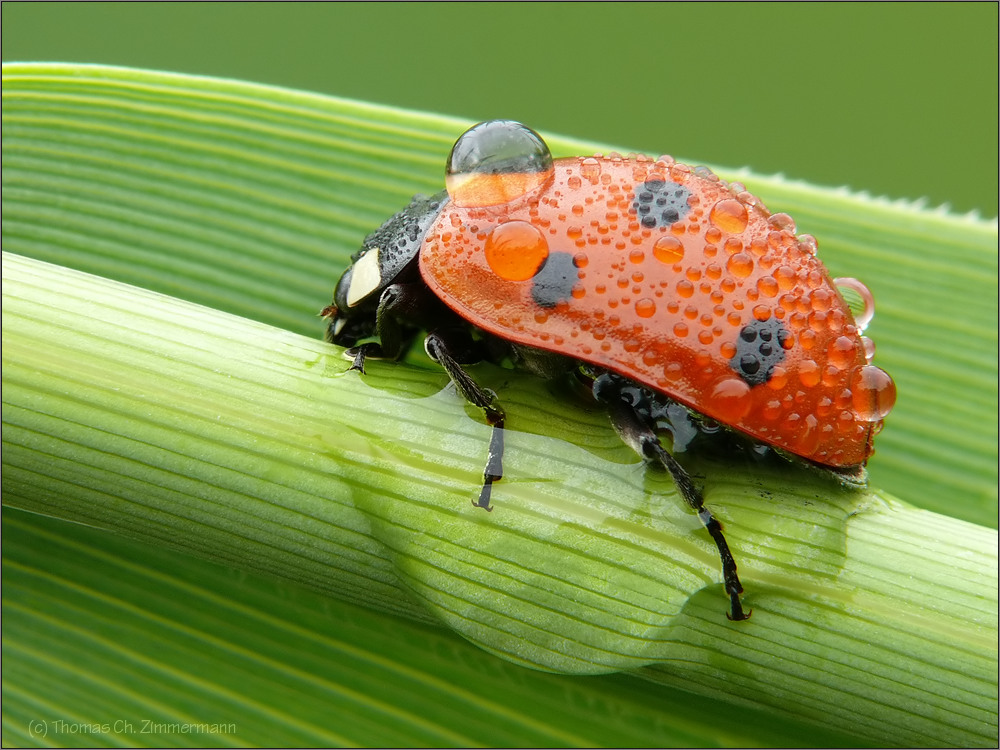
[726,253,754,278]
[799,359,821,387]
[629,249,646,264]
[850,366,896,420]
[693,165,718,181]
[664,362,683,380]
[635,298,656,318]
[580,157,602,183]
[484,221,549,281]
[774,265,797,290]
[757,276,779,297]
[827,335,858,369]
[710,198,749,233]
[567,175,582,189]
[861,336,876,363]
[711,378,753,421]
[763,399,783,420]
[767,212,796,232]
[653,236,685,265]
[796,234,818,256]
[446,121,554,207]
[834,277,876,331]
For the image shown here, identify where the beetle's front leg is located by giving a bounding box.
[344,283,424,373]
[424,331,505,512]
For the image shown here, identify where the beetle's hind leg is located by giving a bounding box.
[593,376,750,621]
[424,331,505,511]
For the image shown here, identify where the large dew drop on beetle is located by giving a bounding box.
[445,120,554,207]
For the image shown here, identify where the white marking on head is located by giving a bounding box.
[332,317,348,337]
[346,248,382,307]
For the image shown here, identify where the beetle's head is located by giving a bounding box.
[323,191,447,346]
[323,119,553,347]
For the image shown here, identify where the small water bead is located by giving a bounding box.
[768,212,796,232]
[693,165,719,181]
[827,335,857,369]
[861,336,876,362]
[827,308,846,332]
[757,276,779,297]
[794,414,822,455]
[796,234,818,256]
[726,253,754,278]
[767,365,789,391]
[799,359,822,387]
[711,378,753,422]
[484,221,550,281]
[763,399,783,420]
[850,365,897,420]
[709,198,749,234]
[774,265,797,290]
[653,236,685,264]
[635,298,656,318]
[580,157,602,183]
[833,277,876,331]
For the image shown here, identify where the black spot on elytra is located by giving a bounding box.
[531,252,579,308]
[730,318,792,386]
[631,179,692,229]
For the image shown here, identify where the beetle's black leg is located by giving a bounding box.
[342,284,424,373]
[425,331,505,511]
[595,380,750,621]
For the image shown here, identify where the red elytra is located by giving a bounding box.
[419,155,896,468]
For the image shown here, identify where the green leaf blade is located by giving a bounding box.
[3,63,998,747]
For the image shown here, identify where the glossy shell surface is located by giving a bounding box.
[419,154,895,467]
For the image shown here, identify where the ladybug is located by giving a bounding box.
[322,120,896,621]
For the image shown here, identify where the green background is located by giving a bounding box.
[2,2,997,216]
